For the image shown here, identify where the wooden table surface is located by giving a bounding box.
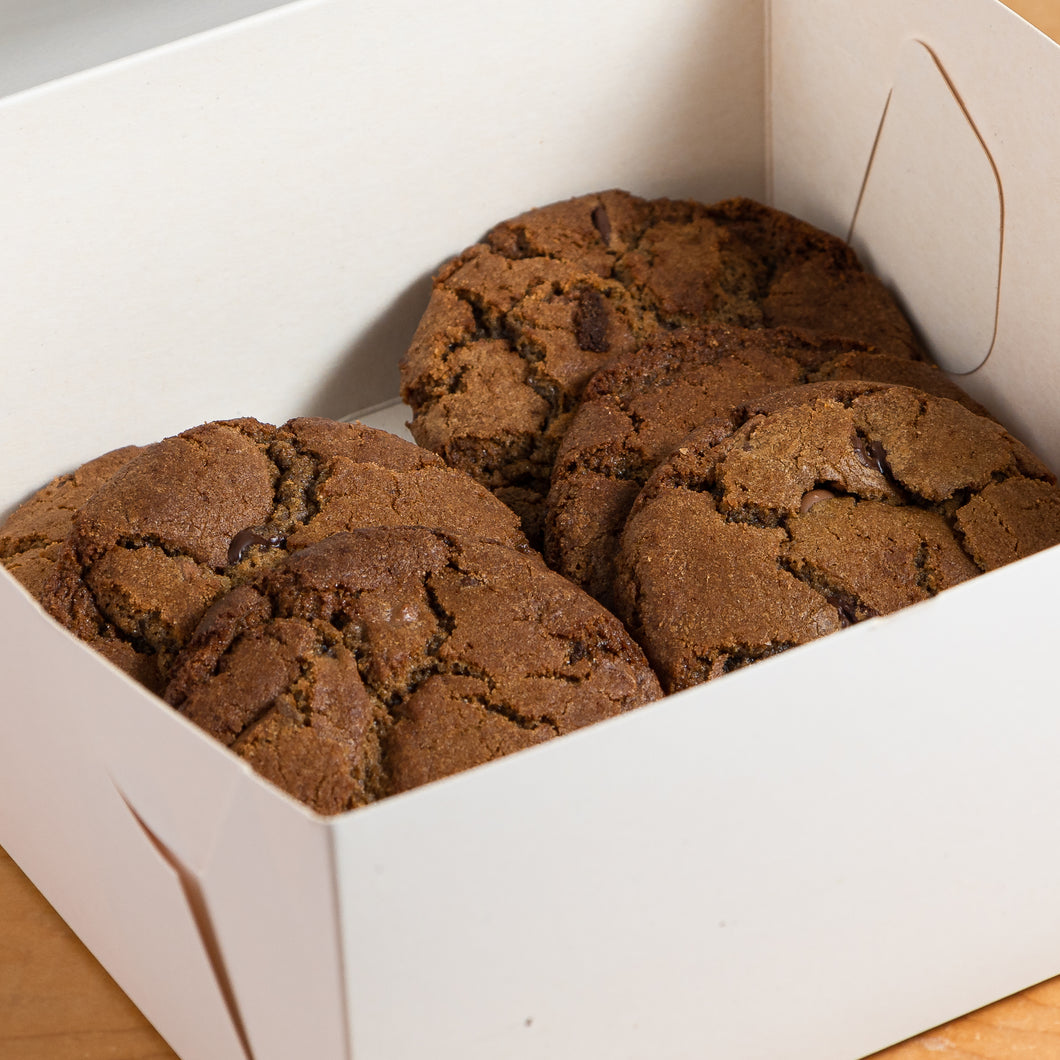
[4,1,1060,1057]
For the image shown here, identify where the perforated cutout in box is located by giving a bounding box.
[849,38,1003,374]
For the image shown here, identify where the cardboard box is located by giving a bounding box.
[2,0,1060,1056]
[0,0,292,98]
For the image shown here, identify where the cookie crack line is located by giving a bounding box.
[448,285,566,420]
[455,286,509,344]
[913,541,935,594]
[262,435,326,530]
[695,641,799,680]
[423,574,457,645]
[775,555,876,627]
[878,467,1038,572]
[464,688,561,735]
[0,530,53,557]
[284,631,343,729]
[331,562,462,714]
[112,533,200,562]
[74,570,169,654]
[397,645,564,736]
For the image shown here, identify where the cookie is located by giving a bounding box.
[399,190,922,543]
[40,417,528,693]
[164,527,662,814]
[613,381,1060,694]
[0,445,143,599]
[545,326,984,606]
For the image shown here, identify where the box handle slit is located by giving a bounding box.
[113,784,258,1060]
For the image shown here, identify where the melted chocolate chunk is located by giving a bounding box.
[799,488,836,514]
[591,203,611,245]
[228,526,286,566]
[852,433,890,477]
[573,287,611,353]
[868,440,891,475]
[824,588,876,628]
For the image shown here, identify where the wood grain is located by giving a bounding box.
[2,1,1059,1058]
[1006,0,1060,41]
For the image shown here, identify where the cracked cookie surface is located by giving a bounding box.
[1,444,144,601]
[40,417,527,692]
[545,326,984,607]
[164,527,662,814]
[613,381,1060,694]
[399,190,922,543]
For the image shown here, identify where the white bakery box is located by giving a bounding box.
[1,0,1058,1057]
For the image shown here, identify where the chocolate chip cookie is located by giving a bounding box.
[400,190,922,543]
[41,417,528,692]
[545,327,984,607]
[614,381,1060,694]
[164,527,662,814]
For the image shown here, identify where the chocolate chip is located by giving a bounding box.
[868,440,890,475]
[573,287,610,353]
[228,527,286,566]
[852,433,890,476]
[823,588,876,628]
[567,640,590,665]
[825,589,860,627]
[852,434,871,467]
[799,488,836,513]
[591,203,611,245]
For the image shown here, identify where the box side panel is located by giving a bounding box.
[0,0,765,511]
[769,0,1060,469]
[0,0,296,99]
[196,780,349,1060]
[333,546,1060,1060]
